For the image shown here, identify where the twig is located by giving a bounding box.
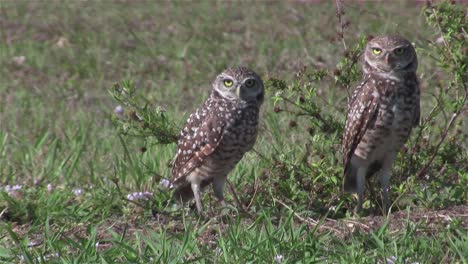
[415,1,467,178]
[282,96,328,125]
[416,103,465,178]
[340,219,371,231]
[0,207,7,219]
[246,171,261,210]
[430,3,461,67]
[251,148,270,162]
[342,49,363,99]
[335,0,347,51]
[227,179,252,217]
[273,198,343,234]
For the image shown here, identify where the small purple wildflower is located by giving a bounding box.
[4,184,23,199]
[5,185,22,193]
[275,255,283,263]
[114,105,124,118]
[127,191,153,201]
[47,184,53,192]
[159,179,173,188]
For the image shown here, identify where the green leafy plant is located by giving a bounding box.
[110,80,179,145]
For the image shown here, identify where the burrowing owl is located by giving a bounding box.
[171,67,264,213]
[342,35,420,213]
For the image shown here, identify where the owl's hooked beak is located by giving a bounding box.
[235,85,241,98]
[380,53,396,72]
[236,84,264,105]
[384,53,393,65]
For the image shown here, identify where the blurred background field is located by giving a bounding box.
[0,1,466,263]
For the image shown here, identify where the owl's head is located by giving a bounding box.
[363,35,417,75]
[212,67,264,105]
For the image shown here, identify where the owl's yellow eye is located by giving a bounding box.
[372,48,382,55]
[394,47,405,55]
[223,79,233,87]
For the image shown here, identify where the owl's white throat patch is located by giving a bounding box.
[375,71,402,82]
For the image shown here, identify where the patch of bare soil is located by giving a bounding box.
[5,205,466,253]
[308,205,468,238]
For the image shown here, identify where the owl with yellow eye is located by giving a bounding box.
[170,67,264,214]
[342,35,420,214]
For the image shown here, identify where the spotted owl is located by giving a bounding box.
[342,35,420,214]
[171,67,264,213]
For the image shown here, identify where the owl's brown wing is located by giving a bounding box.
[171,104,225,185]
[342,80,380,173]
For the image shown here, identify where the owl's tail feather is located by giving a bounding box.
[343,164,358,193]
[172,185,194,203]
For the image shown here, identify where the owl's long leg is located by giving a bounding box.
[378,168,391,214]
[213,176,226,205]
[191,183,203,214]
[379,155,395,214]
[356,167,367,213]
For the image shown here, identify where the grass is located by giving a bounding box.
[1,1,467,263]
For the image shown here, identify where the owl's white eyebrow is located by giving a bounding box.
[219,74,233,79]
[241,77,256,83]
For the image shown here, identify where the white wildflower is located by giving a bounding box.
[385,256,397,264]
[435,36,444,44]
[73,189,83,196]
[55,36,69,48]
[12,56,26,65]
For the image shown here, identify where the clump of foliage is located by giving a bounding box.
[262,44,364,216]
[403,0,467,208]
[110,80,179,144]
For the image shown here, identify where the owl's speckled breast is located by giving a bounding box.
[355,77,418,163]
[215,104,259,161]
[190,101,260,183]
